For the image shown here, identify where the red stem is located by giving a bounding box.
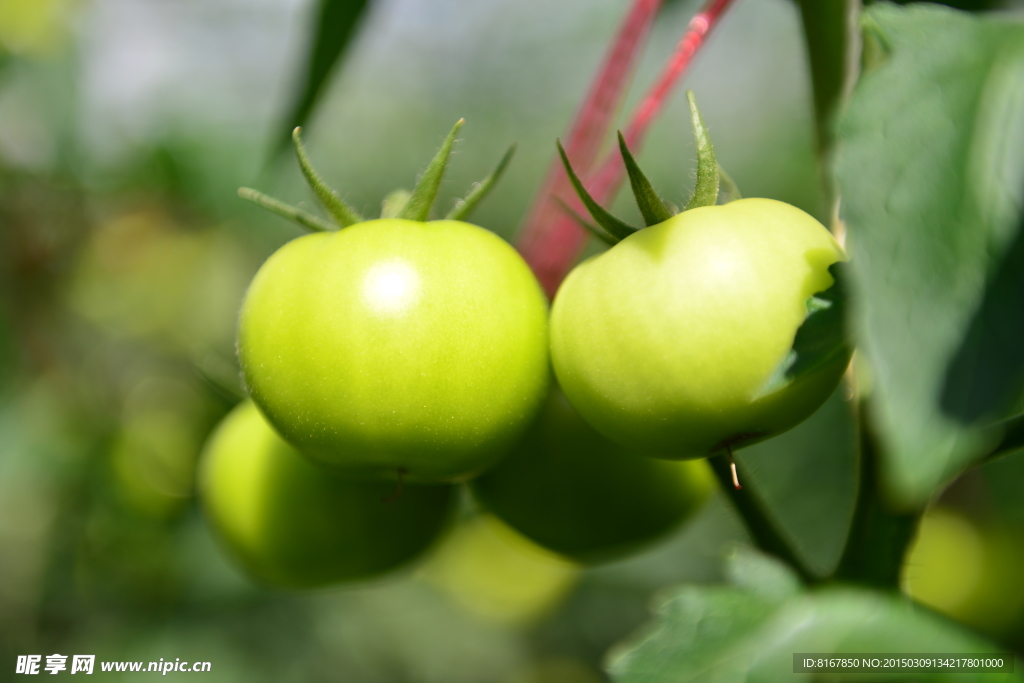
[515,0,663,298]
[590,0,735,204]
[515,0,737,298]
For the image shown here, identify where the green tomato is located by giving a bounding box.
[238,219,550,483]
[550,198,848,458]
[199,400,455,589]
[902,508,1024,638]
[471,387,715,562]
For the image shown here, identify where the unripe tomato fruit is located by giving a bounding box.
[198,401,455,588]
[550,198,847,458]
[238,219,550,483]
[471,387,714,562]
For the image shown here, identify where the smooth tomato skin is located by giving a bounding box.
[471,387,714,563]
[550,198,848,458]
[198,401,455,589]
[238,219,550,482]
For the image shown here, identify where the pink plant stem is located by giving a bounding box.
[516,0,737,298]
[515,0,664,298]
[589,0,736,204]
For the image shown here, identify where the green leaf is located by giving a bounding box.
[557,139,638,242]
[606,586,780,683]
[940,215,1024,425]
[682,90,719,212]
[609,583,1021,683]
[746,589,1021,683]
[758,262,851,397]
[446,144,515,222]
[275,0,372,155]
[835,4,1024,507]
[733,384,858,578]
[618,132,673,226]
[292,127,363,227]
[399,119,463,222]
[721,544,802,602]
[237,187,336,233]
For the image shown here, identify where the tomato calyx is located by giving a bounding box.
[556,89,738,246]
[237,119,515,231]
[558,89,852,427]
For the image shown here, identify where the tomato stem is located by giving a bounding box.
[514,0,665,296]
[708,452,816,583]
[833,411,921,589]
[515,0,738,297]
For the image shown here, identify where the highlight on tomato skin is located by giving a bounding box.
[198,400,457,590]
[550,198,849,460]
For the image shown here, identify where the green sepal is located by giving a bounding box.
[682,90,720,211]
[238,187,336,233]
[618,131,673,226]
[292,127,363,227]
[555,197,617,247]
[717,164,742,204]
[556,139,638,242]
[380,189,412,219]
[446,143,515,221]
[757,261,851,397]
[399,119,464,222]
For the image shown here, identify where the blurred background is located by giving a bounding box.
[1,0,1023,680]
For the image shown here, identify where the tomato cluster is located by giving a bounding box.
[200,110,847,589]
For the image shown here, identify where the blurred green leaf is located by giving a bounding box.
[734,385,858,578]
[606,585,781,683]
[794,0,855,154]
[874,0,1003,10]
[988,413,1024,462]
[836,4,1024,507]
[608,581,1021,682]
[746,589,1023,682]
[981,446,1024,524]
[276,0,372,156]
[941,210,1024,425]
[721,545,802,602]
